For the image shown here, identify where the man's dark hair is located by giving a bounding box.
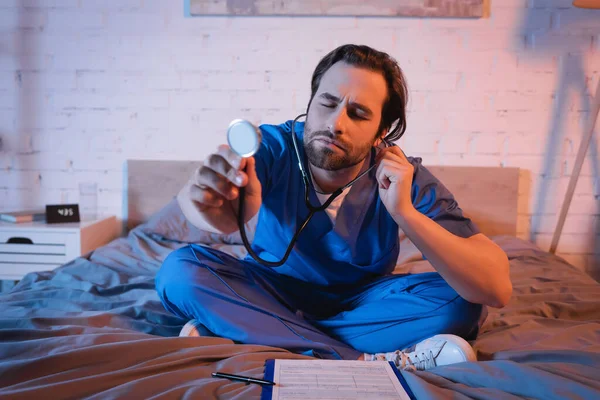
[308,44,409,142]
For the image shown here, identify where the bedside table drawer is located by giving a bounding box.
[0,243,66,255]
[0,242,68,265]
[0,231,69,246]
[0,232,71,268]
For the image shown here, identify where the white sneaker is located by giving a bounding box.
[367,334,476,371]
[179,319,213,337]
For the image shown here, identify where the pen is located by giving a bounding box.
[211,371,275,386]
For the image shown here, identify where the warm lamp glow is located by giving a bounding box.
[572,0,600,8]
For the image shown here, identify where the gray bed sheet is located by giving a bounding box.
[1,200,599,399]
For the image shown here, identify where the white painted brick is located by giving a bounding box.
[529,32,594,54]
[530,185,598,216]
[39,169,123,190]
[199,31,272,53]
[53,110,135,131]
[472,133,506,155]
[502,154,548,176]
[403,134,440,155]
[328,29,396,55]
[105,12,166,34]
[232,50,301,72]
[403,92,426,114]
[430,50,497,74]
[51,50,113,70]
[534,214,598,235]
[426,91,490,112]
[504,132,555,155]
[296,49,332,74]
[407,112,449,134]
[0,110,16,131]
[447,111,503,133]
[142,0,178,14]
[0,90,17,109]
[0,71,17,91]
[76,71,180,91]
[169,90,231,109]
[80,34,142,54]
[500,8,552,33]
[437,153,503,167]
[97,188,124,211]
[69,153,124,173]
[30,128,89,153]
[0,187,41,210]
[267,72,307,91]
[532,0,573,9]
[439,133,470,155]
[80,0,143,12]
[111,53,176,72]
[0,169,41,188]
[231,90,294,110]
[421,15,487,31]
[19,0,80,8]
[139,35,201,57]
[553,9,600,34]
[409,73,458,92]
[562,154,599,178]
[397,57,431,81]
[46,10,105,31]
[230,16,356,32]
[3,31,66,56]
[466,31,526,52]
[181,71,266,91]
[163,15,230,35]
[495,0,531,8]
[0,8,46,29]
[0,47,17,70]
[18,70,77,90]
[50,90,169,109]
[493,91,556,111]
[534,232,597,254]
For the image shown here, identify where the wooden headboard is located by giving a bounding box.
[125,160,519,237]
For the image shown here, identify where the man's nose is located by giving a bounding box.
[327,107,348,135]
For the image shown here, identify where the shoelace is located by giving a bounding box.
[377,350,437,371]
[407,350,437,370]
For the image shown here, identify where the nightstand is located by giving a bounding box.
[0,215,120,281]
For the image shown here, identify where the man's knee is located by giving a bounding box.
[156,245,197,294]
[156,244,231,292]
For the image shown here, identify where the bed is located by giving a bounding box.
[1,160,599,399]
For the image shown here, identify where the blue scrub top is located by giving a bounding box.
[248,120,479,286]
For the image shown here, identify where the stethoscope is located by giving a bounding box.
[227,113,390,267]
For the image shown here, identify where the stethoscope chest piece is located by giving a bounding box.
[227,119,262,158]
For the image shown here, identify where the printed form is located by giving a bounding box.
[270,359,411,400]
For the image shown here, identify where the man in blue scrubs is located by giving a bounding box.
[156,44,512,370]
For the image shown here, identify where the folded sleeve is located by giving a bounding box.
[252,122,291,198]
[408,157,480,238]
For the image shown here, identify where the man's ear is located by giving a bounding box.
[374,129,388,147]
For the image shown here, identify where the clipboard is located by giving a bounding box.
[261,359,417,400]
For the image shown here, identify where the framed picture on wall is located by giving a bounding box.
[185,0,487,18]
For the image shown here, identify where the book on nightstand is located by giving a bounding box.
[0,210,46,223]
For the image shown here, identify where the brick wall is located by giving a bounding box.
[1,0,599,278]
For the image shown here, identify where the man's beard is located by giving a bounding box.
[303,120,375,171]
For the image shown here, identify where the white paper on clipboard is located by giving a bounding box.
[269,359,412,400]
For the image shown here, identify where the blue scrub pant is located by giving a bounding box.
[155,244,484,360]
